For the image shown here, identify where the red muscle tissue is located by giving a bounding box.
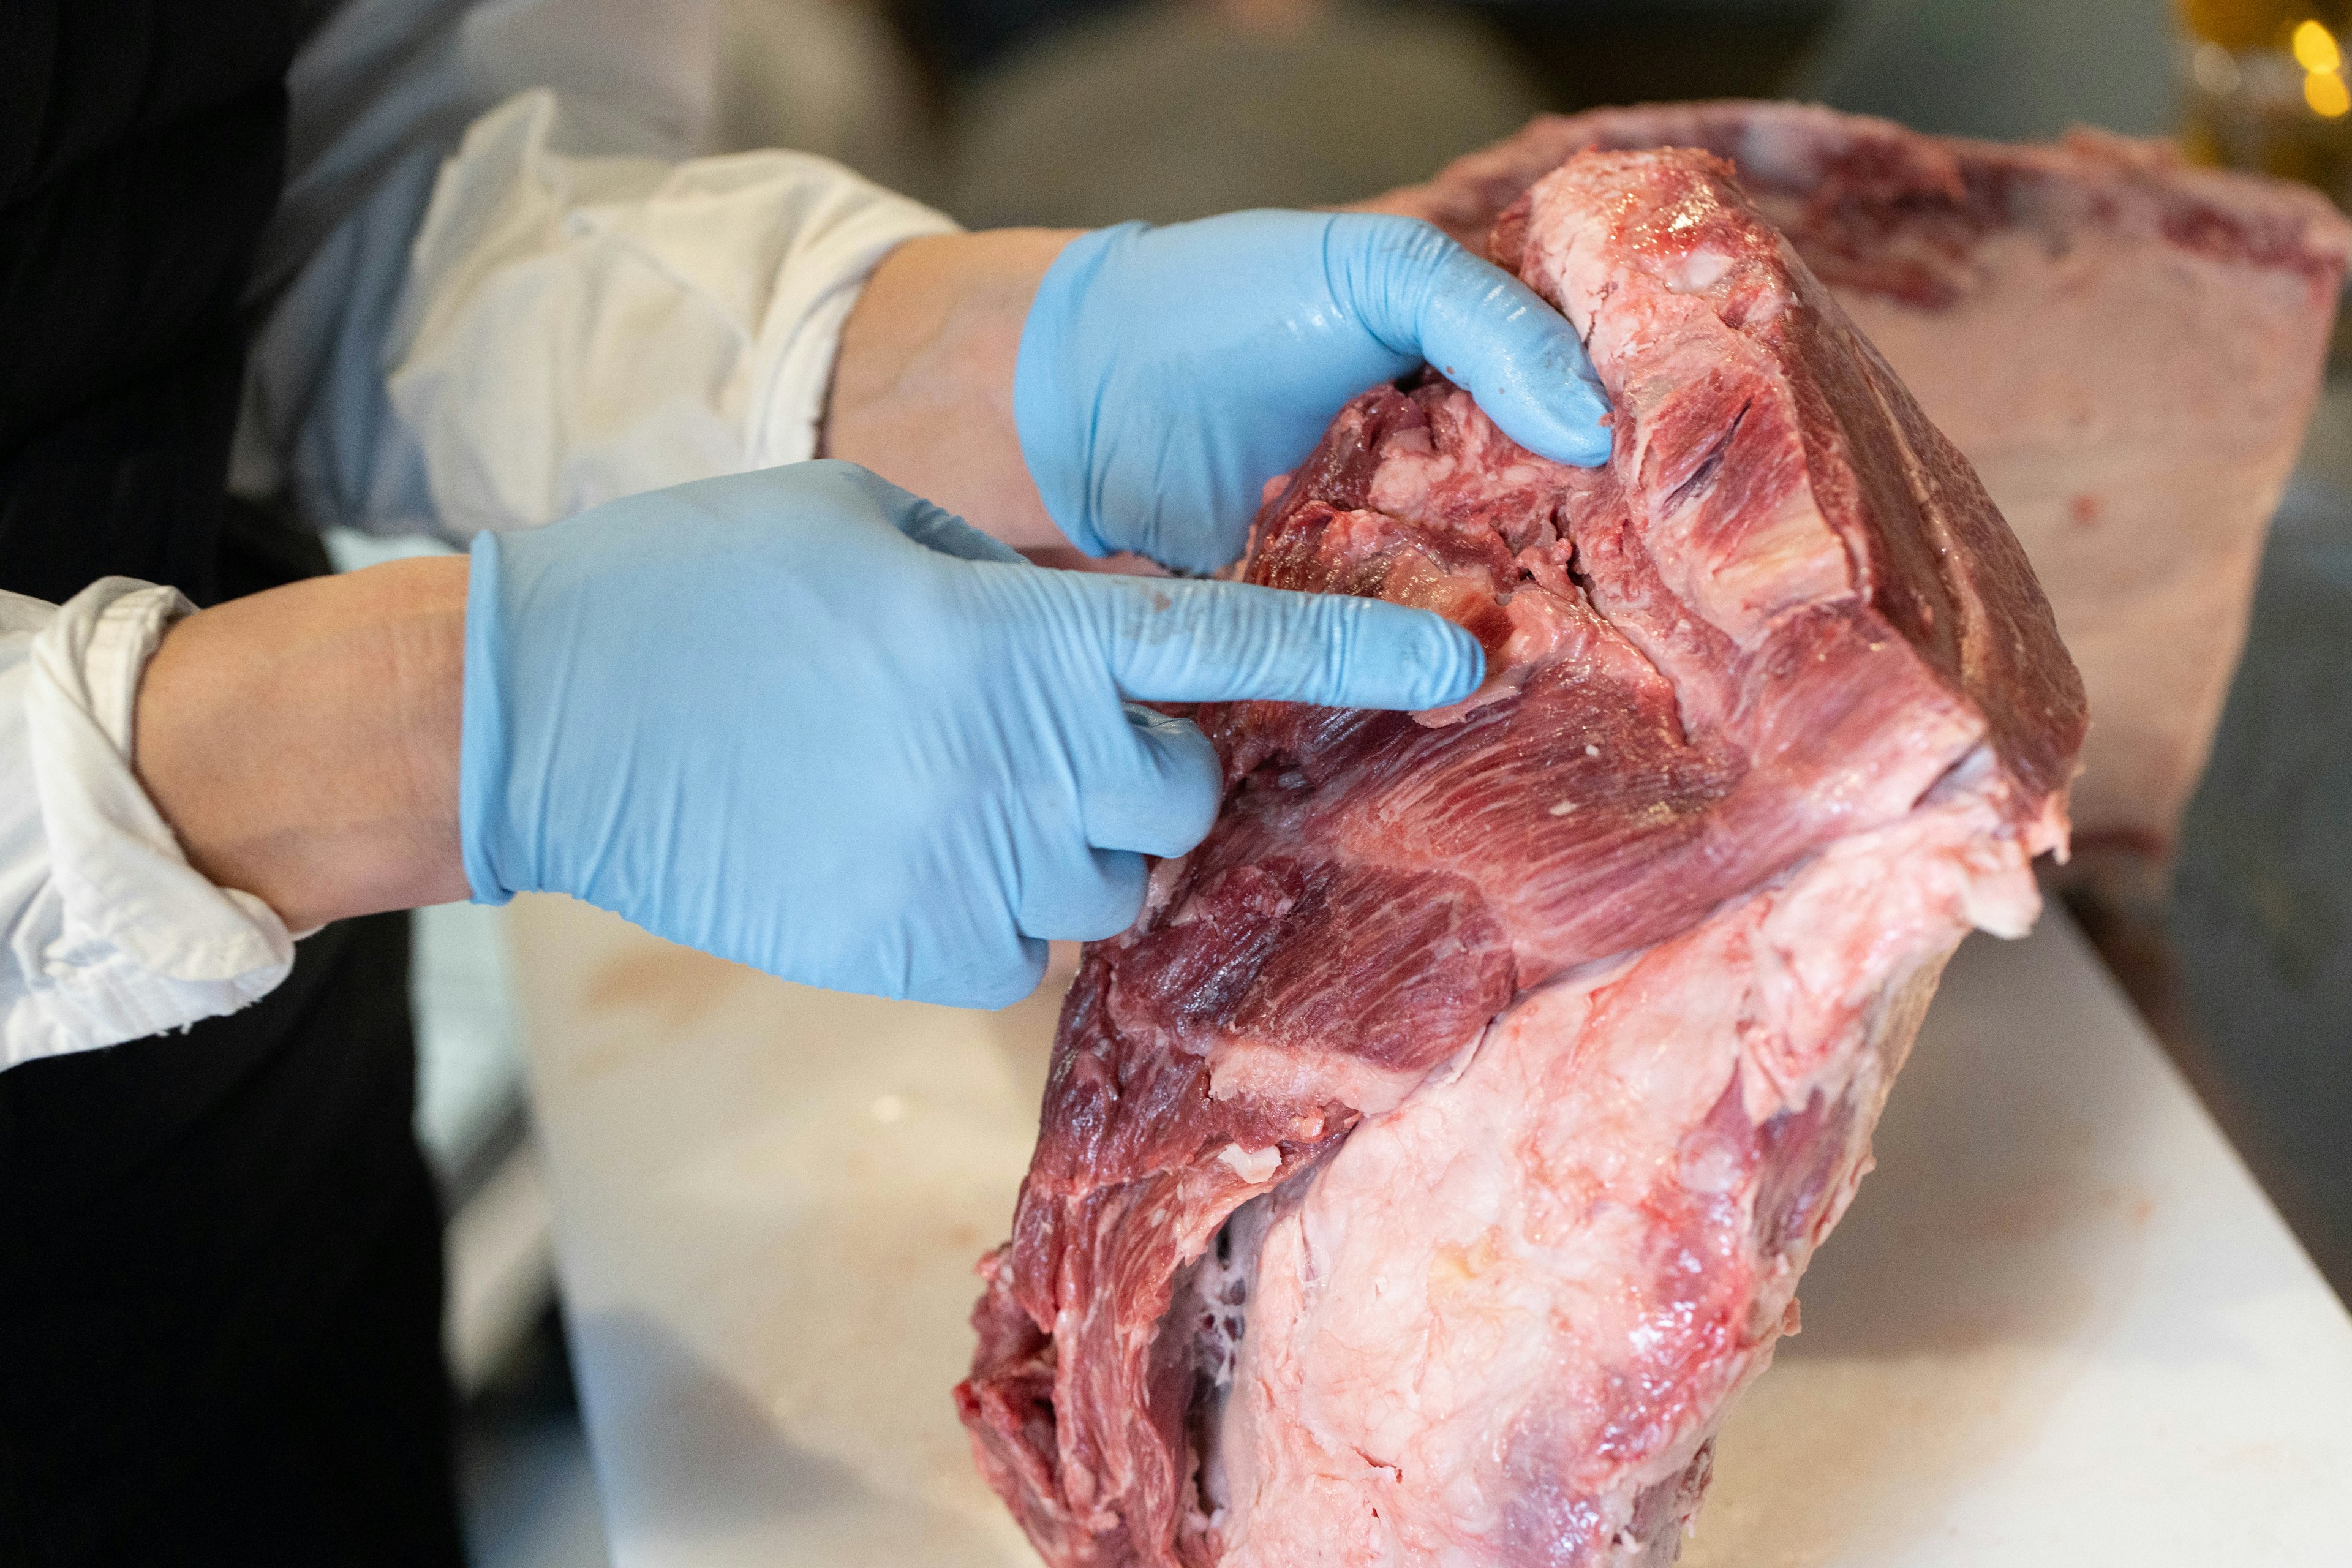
[959,146,2087,1567]
[1367,100,2347,867]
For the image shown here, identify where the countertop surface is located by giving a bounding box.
[507,895,2352,1567]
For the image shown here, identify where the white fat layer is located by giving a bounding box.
[1217,1144,1283,1184]
[1210,796,2032,1566]
[1183,1195,1276,1537]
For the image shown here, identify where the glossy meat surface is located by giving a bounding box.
[959,147,2084,1567]
[1368,99,2348,861]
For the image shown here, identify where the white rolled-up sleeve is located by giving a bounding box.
[0,583,296,1066]
[386,89,956,537]
[274,85,957,541]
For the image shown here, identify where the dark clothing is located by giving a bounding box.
[0,917,464,1567]
[0,4,300,607]
[0,4,464,1562]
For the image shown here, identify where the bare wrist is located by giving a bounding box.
[133,557,471,930]
[821,228,1082,549]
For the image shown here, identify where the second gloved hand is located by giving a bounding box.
[1016,210,1612,575]
[460,461,1483,1009]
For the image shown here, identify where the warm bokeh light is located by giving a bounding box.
[2294,18,2344,72]
[2178,4,2352,203]
[2194,39,2245,92]
[2179,2,2352,53]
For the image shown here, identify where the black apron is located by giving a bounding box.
[0,6,465,1562]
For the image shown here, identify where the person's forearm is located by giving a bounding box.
[133,558,470,931]
[129,228,1079,937]
[821,229,1080,551]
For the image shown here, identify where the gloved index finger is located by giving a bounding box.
[1079,575,1484,710]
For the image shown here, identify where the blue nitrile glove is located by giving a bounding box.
[460,461,1482,1009]
[1016,211,1612,575]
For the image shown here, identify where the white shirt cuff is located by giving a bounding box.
[6,579,295,1066]
[378,89,962,538]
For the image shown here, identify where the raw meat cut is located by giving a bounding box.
[957,146,2086,1566]
[1365,100,2349,872]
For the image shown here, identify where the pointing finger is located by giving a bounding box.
[1072,575,1485,710]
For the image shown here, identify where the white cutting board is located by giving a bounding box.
[504,895,2352,1567]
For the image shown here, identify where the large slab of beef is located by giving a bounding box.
[1366,99,2348,870]
[957,146,2087,1566]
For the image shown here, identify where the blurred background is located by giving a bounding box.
[429,1,2352,1561]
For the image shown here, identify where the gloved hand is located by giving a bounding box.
[461,461,1482,1008]
[1015,210,1611,575]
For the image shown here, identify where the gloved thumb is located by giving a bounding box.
[1332,215,1613,469]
